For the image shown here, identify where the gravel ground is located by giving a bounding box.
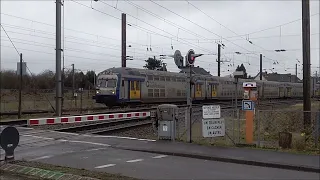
[100,124,158,140]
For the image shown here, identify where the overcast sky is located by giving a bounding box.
[1,0,319,78]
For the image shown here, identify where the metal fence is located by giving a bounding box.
[256,110,319,150]
[1,89,101,113]
[174,107,320,151]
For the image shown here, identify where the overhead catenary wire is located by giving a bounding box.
[0,13,173,52]
[181,1,305,67]
[71,0,215,54]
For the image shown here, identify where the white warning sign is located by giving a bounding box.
[202,105,221,119]
[202,118,225,137]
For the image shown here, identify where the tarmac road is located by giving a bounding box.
[32,144,319,180]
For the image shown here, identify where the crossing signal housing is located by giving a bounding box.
[186,49,195,66]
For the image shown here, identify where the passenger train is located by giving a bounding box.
[94,67,320,106]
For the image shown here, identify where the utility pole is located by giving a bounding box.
[18,53,23,119]
[72,63,75,99]
[302,0,311,128]
[218,44,221,77]
[260,54,263,80]
[55,0,62,117]
[295,63,298,83]
[121,13,126,67]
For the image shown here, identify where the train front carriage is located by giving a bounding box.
[95,72,119,106]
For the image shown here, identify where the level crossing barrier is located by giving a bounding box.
[27,111,150,126]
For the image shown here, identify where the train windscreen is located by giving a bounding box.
[97,79,116,88]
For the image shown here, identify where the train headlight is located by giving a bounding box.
[112,91,115,94]
[96,90,100,94]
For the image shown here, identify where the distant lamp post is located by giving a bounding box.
[233,70,244,141]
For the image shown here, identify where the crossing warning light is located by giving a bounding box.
[187,49,195,65]
[186,49,203,66]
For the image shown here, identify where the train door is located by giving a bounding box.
[278,87,284,98]
[211,84,217,98]
[286,87,291,98]
[129,81,141,100]
[195,84,202,98]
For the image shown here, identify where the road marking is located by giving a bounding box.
[83,134,92,137]
[85,148,108,152]
[152,155,168,159]
[137,138,156,142]
[30,155,52,161]
[95,164,116,169]
[94,135,156,142]
[57,139,68,142]
[126,159,143,163]
[68,140,111,147]
[49,131,79,136]
[22,135,54,140]
[17,127,34,130]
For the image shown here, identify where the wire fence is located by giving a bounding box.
[173,107,320,152]
[1,88,102,114]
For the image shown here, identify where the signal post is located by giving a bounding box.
[185,49,203,143]
[242,82,258,144]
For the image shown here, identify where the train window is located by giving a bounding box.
[154,76,160,81]
[147,75,153,80]
[148,89,153,97]
[165,76,171,81]
[160,76,165,81]
[160,89,165,97]
[154,89,160,97]
[131,82,135,90]
[172,77,176,82]
[122,80,124,87]
[177,90,181,96]
[182,90,186,96]
[136,82,140,90]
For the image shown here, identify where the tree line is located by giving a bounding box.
[1,57,251,90]
[0,69,96,90]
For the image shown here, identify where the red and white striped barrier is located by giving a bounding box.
[27,111,150,126]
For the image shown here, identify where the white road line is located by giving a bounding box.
[126,159,143,163]
[57,139,110,147]
[22,135,54,140]
[93,135,156,142]
[17,127,34,130]
[49,131,79,136]
[68,140,111,147]
[83,134,92,137]
[152,155,168,159]
[85,148,108,152]
[95,164,116,169]
[137,138,156,142]
[30,155,52,161]
[57,139,68,142]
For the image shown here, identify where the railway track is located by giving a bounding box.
[50,100,302,135]
[0,98,305,117]
[55,118,151,134]
[0,99,303,127]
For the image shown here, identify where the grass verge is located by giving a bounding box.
[10,160,138,180]
[0,169,42,180]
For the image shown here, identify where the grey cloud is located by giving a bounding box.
[1,0,319,78]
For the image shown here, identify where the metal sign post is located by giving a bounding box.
[186,64,192,143]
